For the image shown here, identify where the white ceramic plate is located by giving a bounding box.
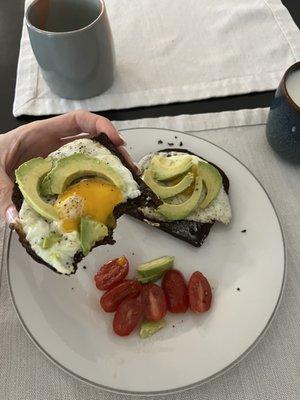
[7,128,285,395]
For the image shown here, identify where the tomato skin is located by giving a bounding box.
[113,297,143,336]
[162,270,189,313]
[188,271,212,313]
[94,256,129,291]
[100,280,142,312]
[142,283,167,322]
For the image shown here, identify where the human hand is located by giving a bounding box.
[0,110,130,224]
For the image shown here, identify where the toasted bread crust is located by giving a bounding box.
[11,133,160,274]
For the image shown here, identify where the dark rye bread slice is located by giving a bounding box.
[127,148,230,248]
[11,133,160,275]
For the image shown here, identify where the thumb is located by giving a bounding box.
[0,170,18,224]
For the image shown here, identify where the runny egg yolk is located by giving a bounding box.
[54,178,123,232]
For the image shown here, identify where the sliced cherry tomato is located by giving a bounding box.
[188,271,212,312]
[142,283,167,322]
[162,270,189,313]
[100,280,142,313]
[94,256,129,291]
[113,296,143,336]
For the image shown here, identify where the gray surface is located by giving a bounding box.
[1,109,299,399]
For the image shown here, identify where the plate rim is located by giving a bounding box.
[7,127,287,396]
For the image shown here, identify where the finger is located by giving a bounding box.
[6,205,19,225]
[74,110,125,146]
[0,170,18,223]
[30,110,124,146]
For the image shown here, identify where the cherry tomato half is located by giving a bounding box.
[100,280,142,313]
[94,256,129,291]
[188,271,212,313]
[162,270,189,313]
[142,283,167,322]
[113,296,143,336]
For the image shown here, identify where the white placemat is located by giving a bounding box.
[1,108,300,400]
[13,0,300,117]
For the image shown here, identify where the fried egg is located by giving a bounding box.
[19,139,140,274]
[139,151,232,224]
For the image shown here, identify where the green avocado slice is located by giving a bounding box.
[137,256,174,277]
[41,154,126,195]
[80,217,108,256]
[158,176,203,221]
[137,273,163,284]
[15,158,58,220]
[150,154,193,181]
[137,255,174,284]
[198,162,222,209]
[143,169,194,199]
[140,320,165,339]
[41,233,62,249]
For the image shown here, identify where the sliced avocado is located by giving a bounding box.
[150,155,193,181]
[140,320,165,339]
[143,169,194,199]
[41,154,126,195]
[15,158,58,220]
[138,272,164,284]
[198,162,222,208]
[41,233,62,249]
[158,176,203,221]
[137,256,174,278]
[80,216,108,256]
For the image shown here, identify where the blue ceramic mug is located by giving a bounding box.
[26,0,115,100]
[266,62,300,163]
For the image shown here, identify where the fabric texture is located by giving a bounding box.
[1,108,299,399]
[13,0,300,117]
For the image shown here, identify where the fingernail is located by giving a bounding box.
[119,133,127,146]
[6,206,18,224]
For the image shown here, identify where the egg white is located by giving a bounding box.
[19,139,141,274]
[139,151,232,224]
[19,202,80,274]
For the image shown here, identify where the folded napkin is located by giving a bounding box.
[1,108,300,400]
[13,0,300,116]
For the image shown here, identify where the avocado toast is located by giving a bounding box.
[128,148,231,247]
[11,134,160,275]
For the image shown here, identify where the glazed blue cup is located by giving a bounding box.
[26,0,115,100]
[266,62,300,163]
